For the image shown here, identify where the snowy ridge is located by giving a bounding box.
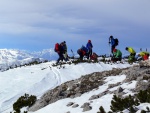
[0,60,132,113]
[0,49,150,113]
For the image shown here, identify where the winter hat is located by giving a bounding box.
[110,35,113,39]
[88,40,91,42]
[64,41,66,43]
[113,49,117,52]
[125,47,128,50]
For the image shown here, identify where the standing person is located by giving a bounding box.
[54,43,65,64]
[86,40,93,59]
[138,51,149,61]
[109,35,118,54]
[125,47,136,62]
[61,41,68,61]
[111,49,122,62]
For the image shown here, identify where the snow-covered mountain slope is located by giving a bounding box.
[31,49,57,61]
[0,49,57,62]
[0,49,33,61]
[27,60,150,113]
[0,49,57,72]
[0,60,132,113]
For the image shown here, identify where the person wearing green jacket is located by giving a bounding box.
[125,47,136,62]
[111,48,122,62]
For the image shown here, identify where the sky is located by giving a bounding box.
[0,0,150,55]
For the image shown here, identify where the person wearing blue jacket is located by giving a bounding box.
[109,35,116,54]
[86,40,93,59]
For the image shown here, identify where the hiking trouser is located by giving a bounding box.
[130,53,136,57]
[111,57,122,62]
[87,49,92,59]
[79,53,84,60]
[57,52,65,63]
[111,45,116,54]
[63,51,68,61]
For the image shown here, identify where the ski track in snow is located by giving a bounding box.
[51,67,62,86]
[0,63,65,113]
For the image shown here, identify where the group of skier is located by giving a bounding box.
[109,35,149,62]
[54,36,149,64]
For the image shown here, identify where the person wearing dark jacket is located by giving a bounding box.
[61,41,68,61]
[54,43,65,64]
[86,40,93,59]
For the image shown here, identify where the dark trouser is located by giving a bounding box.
[79,53,84,60]
[87,49,92,59]
[111,45,116,54]
[111,57,122,62]
[57,52,65,63]
[130,53,136,57]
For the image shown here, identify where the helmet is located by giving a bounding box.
[88,40,91,42]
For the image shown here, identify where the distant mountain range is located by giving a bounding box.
[0,49,58,72]
[0,49,57,62]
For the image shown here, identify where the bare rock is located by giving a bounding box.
[81,102,90,108]
[89,95,99,100]
[67,102,74,107]
[72,104,79,108]
[82,105,92,112]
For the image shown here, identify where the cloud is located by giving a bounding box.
[0,0,149,34]
[0,0,150,52]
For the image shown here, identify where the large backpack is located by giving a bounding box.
[54,43,60,52]
[81,45,88,53]
[90,52,98,60]
[114,38,119,46]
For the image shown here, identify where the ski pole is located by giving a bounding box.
[71,49,74,59]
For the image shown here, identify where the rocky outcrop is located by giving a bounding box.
[29,60,150,112]
[29,68,123,111]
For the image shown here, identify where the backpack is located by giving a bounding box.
[81,45,88,53]
[90,52,98,60]
[114,38,119,46]
[54,43,60,52]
